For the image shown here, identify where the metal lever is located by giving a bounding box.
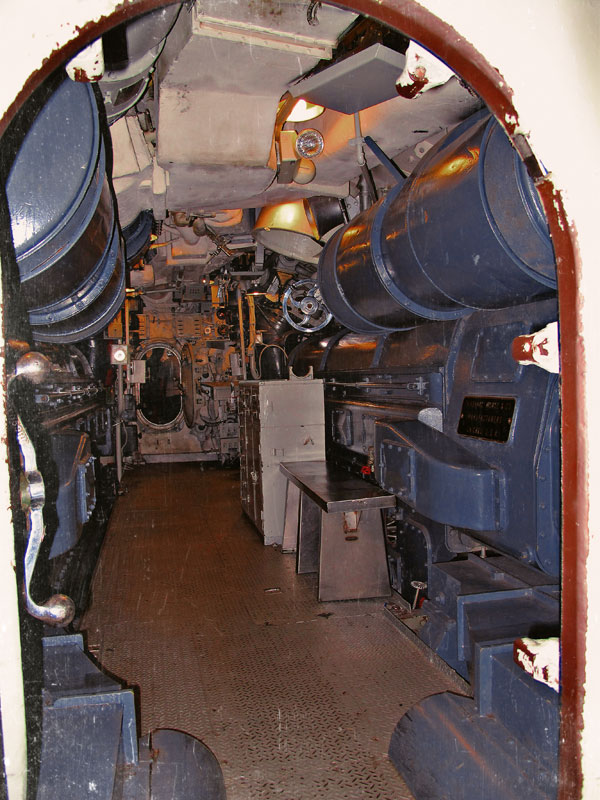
[363,136,407,184]
[17,416,75,627]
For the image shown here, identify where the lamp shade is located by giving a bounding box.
[254,200,322,264]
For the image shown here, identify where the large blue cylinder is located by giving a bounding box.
[318,110,556,334]
[6,77,125,343]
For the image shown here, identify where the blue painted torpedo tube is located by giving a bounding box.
[318,109,556,334]
[6,76,125,343]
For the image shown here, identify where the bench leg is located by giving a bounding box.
[318,509,391,601]
[282,481,301,553]
[296,493,321,574]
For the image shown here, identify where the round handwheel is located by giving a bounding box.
[282,279,333,332]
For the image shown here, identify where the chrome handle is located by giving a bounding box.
[17,417,75,627]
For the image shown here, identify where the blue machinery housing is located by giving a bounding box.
[292,111,560,798]
[290,302,560,796]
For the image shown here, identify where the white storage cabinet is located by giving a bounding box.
[239,379,325,545]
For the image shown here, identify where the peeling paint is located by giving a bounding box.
[514,637,560,692]
[553,195,567,232]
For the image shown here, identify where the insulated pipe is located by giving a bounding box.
[353,112,365,167]
[318,110,556,334]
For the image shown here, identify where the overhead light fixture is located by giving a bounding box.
[286,98,325,123]
[254,201,322,264]
[293,159,316,185]
[294,128,324,159]
[110,344,129,365]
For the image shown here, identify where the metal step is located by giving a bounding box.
[38,634,226,799]
[389,691,557,800]
[38,704,123,800]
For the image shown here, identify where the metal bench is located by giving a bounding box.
[279,460,395,601]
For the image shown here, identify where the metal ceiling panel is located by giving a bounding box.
[289,44,406,114]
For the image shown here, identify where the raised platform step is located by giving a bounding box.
[38,635,226,800]
[389,691,557,800]
[43,633,120,699]
[38,704,123,800]
[119,729,226,800]
[474,641,559,772]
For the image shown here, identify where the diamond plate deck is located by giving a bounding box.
[83,464,460,800]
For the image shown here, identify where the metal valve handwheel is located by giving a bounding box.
[282,279,333,332]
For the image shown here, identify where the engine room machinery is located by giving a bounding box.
[0,1,572,798]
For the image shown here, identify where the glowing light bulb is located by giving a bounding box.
[286,99,325,123]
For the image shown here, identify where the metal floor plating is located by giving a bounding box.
[83,464,458,800]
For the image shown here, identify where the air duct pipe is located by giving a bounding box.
[318,110,556,334]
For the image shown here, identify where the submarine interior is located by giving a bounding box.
[0,1,575,798]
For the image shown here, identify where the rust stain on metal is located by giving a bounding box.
[542,665,550,683]
[71,66,101,83]
[536,178,586,799]
[396,71,428,99]
[514,637,536,667]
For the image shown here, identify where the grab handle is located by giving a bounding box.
[17,417,75,627]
